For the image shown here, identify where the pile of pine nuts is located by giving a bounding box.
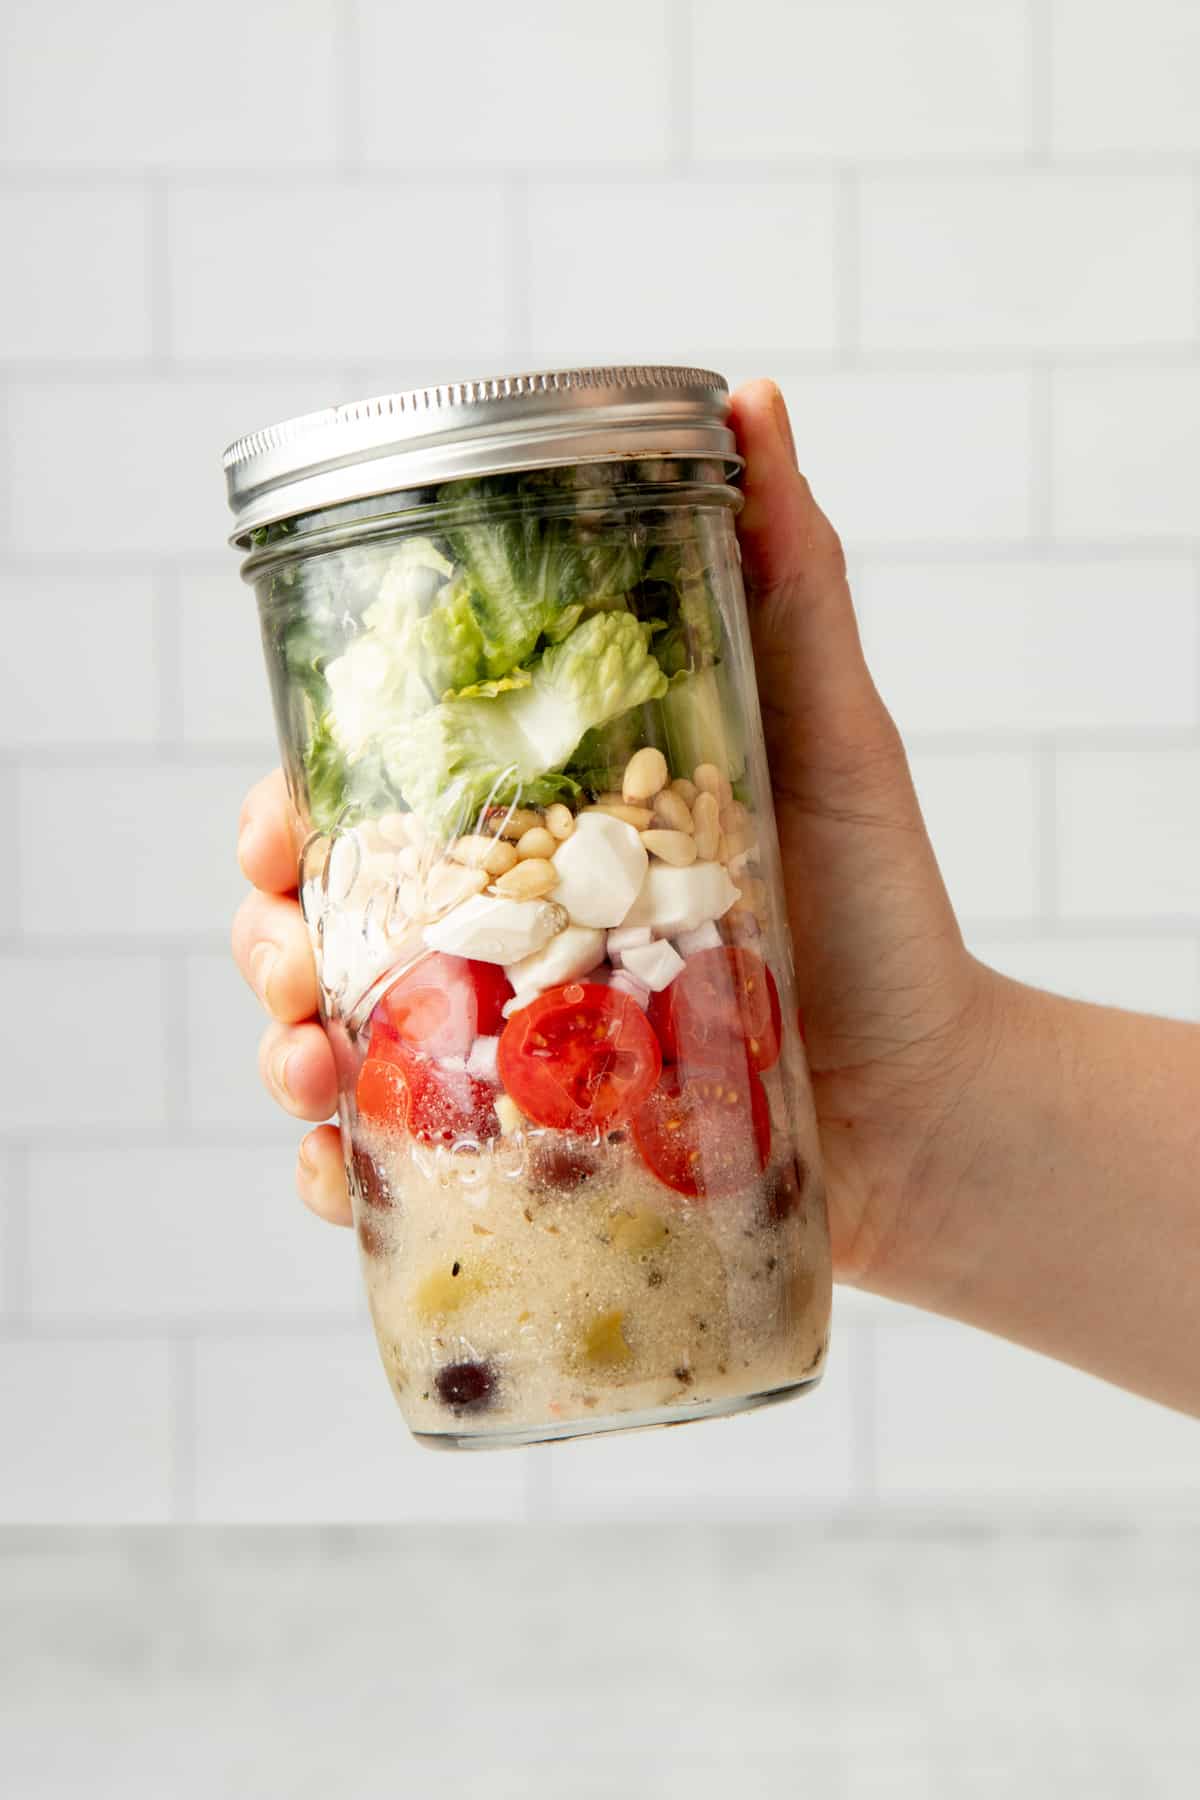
[356,746,765,928]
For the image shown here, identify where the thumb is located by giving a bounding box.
[729,379,908,814]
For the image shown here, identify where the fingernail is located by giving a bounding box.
[297,1133,317,1177]
[771,384,799,471]
[249,942,278,1010]
[273,1045,295,1100]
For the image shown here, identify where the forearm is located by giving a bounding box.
[870,970,1200,1416]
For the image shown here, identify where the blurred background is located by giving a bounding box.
[2,1,1198,1793]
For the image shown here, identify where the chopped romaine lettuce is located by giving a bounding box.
[382,610,667,833]
[642,538,723,676]
[658,661,745,784]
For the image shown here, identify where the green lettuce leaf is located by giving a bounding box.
[383,610,667,833]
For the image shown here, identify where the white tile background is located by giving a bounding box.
[1,0,1198,1525]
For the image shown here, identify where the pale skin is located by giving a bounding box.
[233,379,1200,1420]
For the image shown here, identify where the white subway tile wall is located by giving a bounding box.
[2,0,1197,1524]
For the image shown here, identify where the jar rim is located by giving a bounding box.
[222,364,740,546]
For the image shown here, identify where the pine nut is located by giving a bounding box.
[516,826,557,861]
[492,857,558,900]
[450,833,519,876]
[722,830,751,862]
[396,877,424,919]
[640,829,698,867]
[377,812,411,847]
[622,746,669,804]
[670,778,698,807]
[426,861,488,914]
[652,789,694,835]
[487,806,542,841]
[693,791,721,860]
[544,803,576,840]
[719,801,750,836]
[694,763,734,808]
[586,803,654,830]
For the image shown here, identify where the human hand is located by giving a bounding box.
[232,771,352,1225]
[231,380,1000,1292]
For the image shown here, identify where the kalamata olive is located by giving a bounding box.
[434,1361,496,1413]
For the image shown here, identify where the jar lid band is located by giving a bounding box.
[222,365,739,544]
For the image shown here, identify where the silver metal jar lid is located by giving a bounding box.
[223,364,738,544]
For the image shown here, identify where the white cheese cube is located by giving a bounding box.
[551,812,648,928]
[466,1036,500,1082]
[503,925,607,1003]
[606,924,653,967]
[621,862,740,938]
[422,893,563,964]
[674,920,723,957]
[621,939,685,993]
[607,970,650,1010]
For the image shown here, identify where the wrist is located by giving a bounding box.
[849,961,1059,1315]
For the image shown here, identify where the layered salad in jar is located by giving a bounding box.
[264,464,830,1444]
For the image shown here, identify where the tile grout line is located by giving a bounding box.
[168,1333,198,1522]
[7,152,1200,184]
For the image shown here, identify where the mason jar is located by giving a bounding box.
[224,366,831,1449]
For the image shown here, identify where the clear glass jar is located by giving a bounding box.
[226,369,831,1448]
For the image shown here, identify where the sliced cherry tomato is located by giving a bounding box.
[497,982,662,1135]
[648,947,782,1074]
[632,1064,771,1200]
[355,1051,499,1146]
[356,1058,413,1133]
[371,953,512,1061]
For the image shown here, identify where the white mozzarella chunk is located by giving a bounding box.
[551,812,648,928]
[465,1036,500,1082]
[607,970,650,1010]
[620,939,685,993]
[673,920,723,957]
[621,862,740,938]
[422,893,563,964]
[606,923,653,967]
[503,925,607,1004]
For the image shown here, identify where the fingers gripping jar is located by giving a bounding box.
[224,367,831,1449]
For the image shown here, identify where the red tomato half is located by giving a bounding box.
[356,1051,499,1146]
[648,947,782,1074]
[497,982,662,1135]
[632,1065,771,1200]
[371,954,512,1062]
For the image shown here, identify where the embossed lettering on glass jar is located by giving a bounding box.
[224,367,831,1449]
